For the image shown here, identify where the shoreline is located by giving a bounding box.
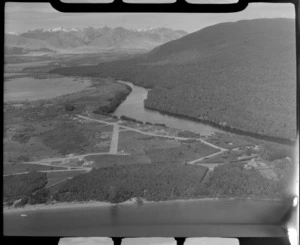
[113,79,295,145]
[3,197,284,214]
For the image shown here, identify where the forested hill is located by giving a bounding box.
[52,18,297,141]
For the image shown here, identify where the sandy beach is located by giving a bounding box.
[3,198,139,214]
[3,197,283,214]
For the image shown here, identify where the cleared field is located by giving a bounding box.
[145,141,220,164]
[41,123,90,155]
[205,132,255,149]
[3,163,64,175]
[39,120,113,155]
[177,130,201,138]
[199,150,250,164]
[118,130,180,156]
[4,136,60,164]
[119,120,180,137]
[84,154,151,168]
[118,130,219,164]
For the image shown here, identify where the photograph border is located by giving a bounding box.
[2,0,299,244]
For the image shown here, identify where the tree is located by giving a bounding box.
[29,188,50,204]
[65,103,75,112]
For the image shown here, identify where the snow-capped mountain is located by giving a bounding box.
[7,32,20,35]
[47,27,80,32]
[5,26,188,52]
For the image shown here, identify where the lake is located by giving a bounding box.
[3,198,291,237]
[4,76,91,102]
[114,81,221,136]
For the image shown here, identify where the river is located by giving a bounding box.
[113,81,221,136]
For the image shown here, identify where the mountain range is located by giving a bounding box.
[5,27,187,53]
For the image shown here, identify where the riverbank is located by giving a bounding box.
[113,79,295,145]
[3,197,284,214]
[144,104,296,146]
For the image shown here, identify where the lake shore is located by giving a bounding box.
[3,197,284,214]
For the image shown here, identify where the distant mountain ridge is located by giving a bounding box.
[5,26,188,53]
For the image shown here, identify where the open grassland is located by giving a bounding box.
[204,132,255,149]
[119,120,180,137]
[200,151,245,164]
[118,131,180,156]
[85,154,151,168]
[118,130,219,164]
[4,136,60,164]
[41,124,89,155]
[145,140,220,164]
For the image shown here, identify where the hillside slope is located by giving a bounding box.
[52,18,297,141]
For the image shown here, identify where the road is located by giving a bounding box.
[187,149,226,165]
[6,114,235,177]
[78,114,231,170]
[45,178,70,189]
[4,168,90,177]
[25,152,129,165]
[77,115,227,151]
[110,124,119,154]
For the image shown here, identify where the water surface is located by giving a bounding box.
[4,76,91,102]
[114,81,221,136]
[4,199,290,236]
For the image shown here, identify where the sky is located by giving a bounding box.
[5,2,295,33]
